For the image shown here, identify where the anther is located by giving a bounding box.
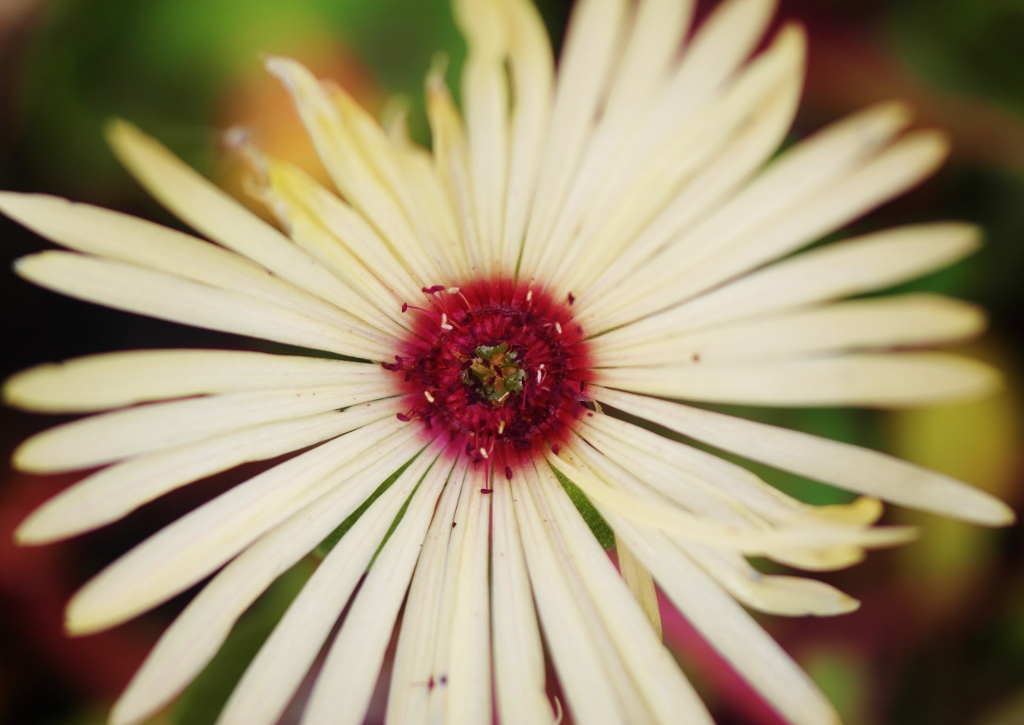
[424,390,435,403]
[479,447,489,459]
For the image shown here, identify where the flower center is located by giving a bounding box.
[385,279,593,477]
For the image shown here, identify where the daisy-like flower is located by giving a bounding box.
[2,0,1016,723]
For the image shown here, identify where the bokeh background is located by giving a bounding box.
[1,0,1023,723]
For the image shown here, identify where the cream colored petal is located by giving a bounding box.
[581,410,880,531]
[14,383,397,473]
[595,387,1015,526]
[596,294,986,366]
[455,0,509,275]
[489,475,554,725]
[556,439,914,555]
[597,352,1000,408]
[4,349,386,414]
[550,24,804,297]
[17,403,399,544]
[605,514,842,725]
[106,121,377,318]
[0,193,373,333]
[498,0,554,276]
[598,222,981,350]
[564,48,800,298]
[513,462,631,723]
[601,0,694,130]
[109,443,425,725]
[16,251,390,360]
[301,448,452,725]
[252,141,437,303]
[218,446,444,725]
[425,61,485,275]
[615,540,663,639]
[683,544,859,616]
[581,102,918,331]
[425,467,493,725]
[658,0,776,122]
[536,465,713,724]
[265,57,445,286]
[329,86,466,282]
[65,418,418,634]
[385,461,468,725]
[518,0,628,278]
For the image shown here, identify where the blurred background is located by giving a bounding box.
[1,0,1022,723]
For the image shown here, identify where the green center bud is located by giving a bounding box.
[459,343,527,405]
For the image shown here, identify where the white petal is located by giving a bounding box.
[498,0,554,276]
[17,404,397,544]
[597,352,1000,408]
[252,153,424,309]
[65,418,418,634]
[455,0,509,275]
[489,475,554,725]
[106,121,380,319]
[301,449,453,725]
[556,439,914,556]
[109,444,426,725]
[218,446,445,725]
[0,193,372,332]
[595,388,1016,526]
[596,294,986,366]
[425,61,486,275]
[605,514,842,725]
[597,222,981,350]
[385,461,469,725]
[513,461,631,723]
[14,383,398,473]
[682,545,859,616]
[4,349,386,413]
[518,0,628,278]
[16,251,390,360]
[264,57,445,286]
[425,467,493,725]
[535,465,713,724]
[549,24,805,298]
[615,541,663,639]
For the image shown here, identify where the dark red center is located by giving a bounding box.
[384,279,593,478]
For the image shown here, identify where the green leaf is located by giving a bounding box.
[172,560,313,725]
[550,463,615,550]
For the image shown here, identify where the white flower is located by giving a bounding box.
[2,0,1014,723]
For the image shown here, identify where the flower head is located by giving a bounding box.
[2,0,1015,723]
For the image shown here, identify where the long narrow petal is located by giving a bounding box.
[597,222,981,350]
[14,383,397,473]
[301,449,453,725]
[15,252,391,360]
[108,445,427,725]
[489,475,554,725]
[595,388,1016,525]
[498,0,554,275]
[65,419,418,634]
[218,446,444,725]
[606,514,842,725]
[265,57,445,286]
[106,121,380,319]
[17,403,399,544]
[513,462,631,723]
[597,352,1000,408]
[536,465,713,724]
[595,294,985,366]
[4,350,386,414]
[385,461,469,725]
[455,0,509,274]
[0,193,369,332]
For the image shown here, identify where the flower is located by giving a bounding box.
[2,0,1015,723]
